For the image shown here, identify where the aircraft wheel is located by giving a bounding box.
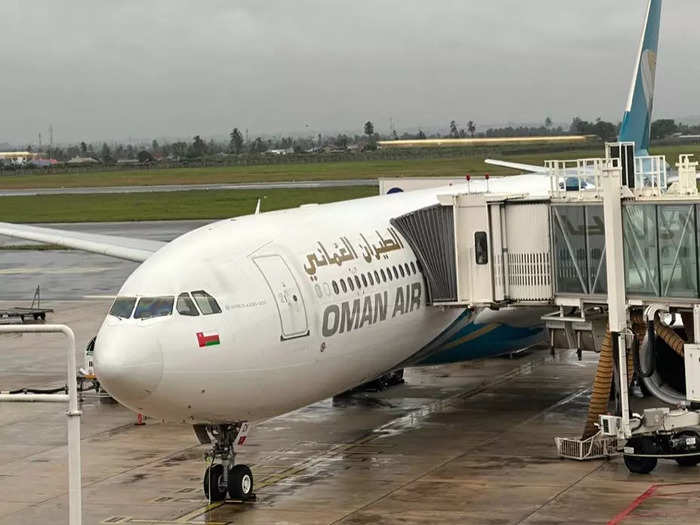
[203,464,227,501]
[228,464,254,500]
[676,456,700,467]
[623,455,657,474]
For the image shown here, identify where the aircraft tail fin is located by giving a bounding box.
[618,0,662,155]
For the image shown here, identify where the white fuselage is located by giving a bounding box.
[94,176,550,424]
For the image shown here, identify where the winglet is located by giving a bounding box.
[618,0,662,155]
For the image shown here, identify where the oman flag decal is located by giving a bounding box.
[196,331,220,348]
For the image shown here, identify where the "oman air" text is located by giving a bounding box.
[322,283,421,337]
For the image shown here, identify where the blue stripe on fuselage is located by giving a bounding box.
[415,309,544,366]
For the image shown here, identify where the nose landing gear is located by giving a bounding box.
[194,423,254,502]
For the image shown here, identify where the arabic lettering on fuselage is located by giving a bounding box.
[303,227,405,275]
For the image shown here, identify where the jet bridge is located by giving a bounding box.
[391,195,552,306]
[392,143,700,472]
[391,145,700,311]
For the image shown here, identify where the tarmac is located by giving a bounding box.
[0,221,206,300]
[0,179,378,197]
[1,299,698,524]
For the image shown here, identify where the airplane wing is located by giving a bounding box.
[0,222,164,262]
[484,159,549,174]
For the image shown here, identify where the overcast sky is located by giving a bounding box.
[2,1,699,145]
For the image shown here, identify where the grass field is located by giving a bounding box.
[1,144,698,190]
[1,143,698,223]
[0,186,377,223]
[0,145,697,190]
[0,147,600,189]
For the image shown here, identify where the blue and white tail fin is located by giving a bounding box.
[618,0,662,155]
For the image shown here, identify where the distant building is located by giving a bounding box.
[267,148,294,155]
[116,159,140,165]
[29,158,58,168]
[377,135,595,149]
[0,151,38,165]
[67,156,99,165]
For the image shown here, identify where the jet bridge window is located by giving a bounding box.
[134,296,174,320]
[191,290,222,315]
[109,297,136,319]
[176,293,200,316]
[475,232,488,265]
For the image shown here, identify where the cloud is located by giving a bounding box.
[0,0,696,144]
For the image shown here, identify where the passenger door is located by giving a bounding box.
[253,255,309,340]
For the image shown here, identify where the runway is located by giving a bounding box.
[0,299,693,524]
[0,179,377,197]
[0,220,206,300]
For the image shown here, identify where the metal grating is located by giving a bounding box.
[391,205,457,303]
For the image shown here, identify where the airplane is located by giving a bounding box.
[0,0,661,502]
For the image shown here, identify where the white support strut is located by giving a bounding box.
[0,324,82,525]
[601,166,631,437]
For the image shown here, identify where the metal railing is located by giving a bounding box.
[0,325,82,525]
[546,154,668,198]
[546,157,620,198]
[633,155,667,194]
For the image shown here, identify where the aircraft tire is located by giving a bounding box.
[228,464,254,500]
[203,464,227,501]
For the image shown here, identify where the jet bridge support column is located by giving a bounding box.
[601,165,631,437]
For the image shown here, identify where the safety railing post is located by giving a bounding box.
[601,167,630,438]
[0,324,82,525]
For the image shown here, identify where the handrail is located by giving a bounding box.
[0,324,82,525]
[546,154,668,198]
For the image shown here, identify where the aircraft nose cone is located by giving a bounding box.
[94,325,164,404]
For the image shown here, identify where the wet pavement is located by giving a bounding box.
[0,221,207,300]
[0,300,697,524]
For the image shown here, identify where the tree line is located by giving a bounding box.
[12,115,661,165]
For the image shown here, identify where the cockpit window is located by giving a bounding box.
[177,293,200,316]
[191,290,222,315]
[134,296,174,319]
[109,297,136,319]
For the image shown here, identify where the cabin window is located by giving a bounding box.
[393,266,399,279]
[410,262,416,274]
[380,269,386,282]
[348,278,355,291]
[474,231,488,265]
[191,290,222,315]
[109,297,136,319]
[374,270,380,283]
[354,275,362,289]
[332,280,339,294]
[340,279,347,293]
[323,282,331,296]
[314,284,323,298]
[404,263,410,276]
[361,274,368,287]
[134,296,174,320]
[386,268,393,281]
[399,265,405,278]
[367,273,374,286]
[176,293,199,316]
